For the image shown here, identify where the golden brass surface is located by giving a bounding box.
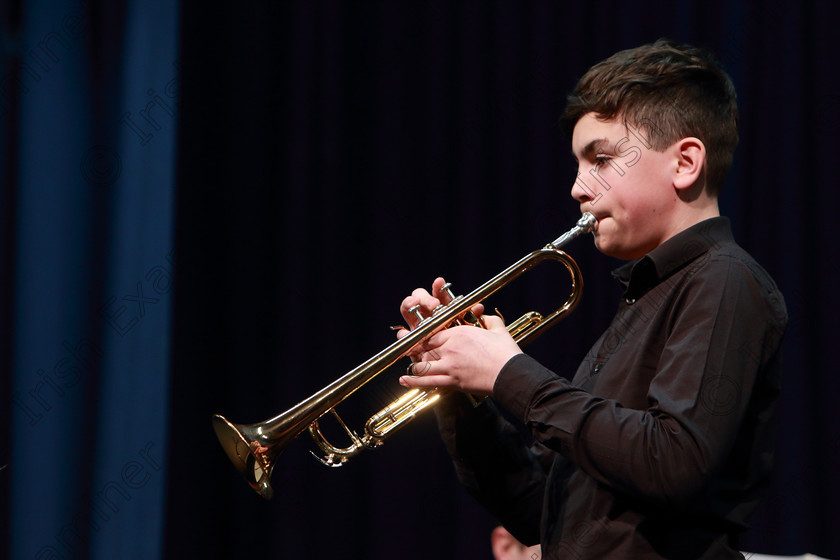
[213,213,596,499]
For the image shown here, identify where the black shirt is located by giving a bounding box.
[436,217,788,559]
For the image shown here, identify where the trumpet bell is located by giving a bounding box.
[212,414,277,499]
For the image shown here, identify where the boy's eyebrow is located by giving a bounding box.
[573,138,610,161]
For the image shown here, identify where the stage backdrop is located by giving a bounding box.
[2,1,838,560]
[2,0,178,559]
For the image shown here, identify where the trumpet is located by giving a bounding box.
[212,212,596,499]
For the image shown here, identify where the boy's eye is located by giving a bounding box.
[593,155,612,169]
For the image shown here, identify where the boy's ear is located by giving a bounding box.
[672,137,706,191]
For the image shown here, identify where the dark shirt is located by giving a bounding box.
[436,217,788,559]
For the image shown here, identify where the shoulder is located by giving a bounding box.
[682,239,788,328]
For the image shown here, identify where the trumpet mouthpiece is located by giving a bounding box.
[550,213,597,249]
[578,212,597,232]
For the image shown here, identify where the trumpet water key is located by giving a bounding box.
[212,212,596,499]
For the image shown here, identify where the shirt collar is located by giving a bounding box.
[611,217,734,300]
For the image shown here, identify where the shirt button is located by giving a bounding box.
[625,298,636,305]
[594,363,603,373]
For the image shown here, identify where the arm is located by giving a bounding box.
[434,392,549,545]
[403,256,786,507]
[493,255,787,506]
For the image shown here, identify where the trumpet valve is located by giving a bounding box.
[440,282,457,303]
[408,305,425,323]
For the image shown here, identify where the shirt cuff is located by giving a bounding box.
[493,353,564,422]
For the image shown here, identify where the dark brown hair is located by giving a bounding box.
[560,39,738,196]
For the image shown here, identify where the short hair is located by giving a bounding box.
[560,39,739,197]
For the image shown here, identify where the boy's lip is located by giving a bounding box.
[583,211,607,224]
[584,213,611,235]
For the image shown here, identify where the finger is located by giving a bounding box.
[431,279,484,318]
[400,297,435,329]
[399,373,457,389]
[431,278,486,321]
[404,338,443,362]
[395,325,444,362]
[413,288,441,316]
[405,361,433,376]
[400,295,420,327]
[431,277,449,302]
[403,290,442,325]
[482,314,507,330]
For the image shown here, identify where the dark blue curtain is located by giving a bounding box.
[2,0,178,559]
[4,1,839,560]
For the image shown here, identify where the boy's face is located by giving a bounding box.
[570,112,680,260]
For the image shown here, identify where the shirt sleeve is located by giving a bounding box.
[433,392,551,545]
[492,253,787,507]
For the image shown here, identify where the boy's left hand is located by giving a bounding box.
[397,314,522,395]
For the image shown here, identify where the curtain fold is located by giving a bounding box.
[5,1,178,558]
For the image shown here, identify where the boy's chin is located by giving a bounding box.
[594,237,645,261]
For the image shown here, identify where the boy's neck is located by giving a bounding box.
[663,198,721,244]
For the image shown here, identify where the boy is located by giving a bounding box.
[396,39,787,559]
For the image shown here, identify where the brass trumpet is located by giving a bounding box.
[212,212,596,499]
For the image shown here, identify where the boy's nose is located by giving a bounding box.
[570,171,602,205]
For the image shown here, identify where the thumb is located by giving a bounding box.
[482,314,507,330]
